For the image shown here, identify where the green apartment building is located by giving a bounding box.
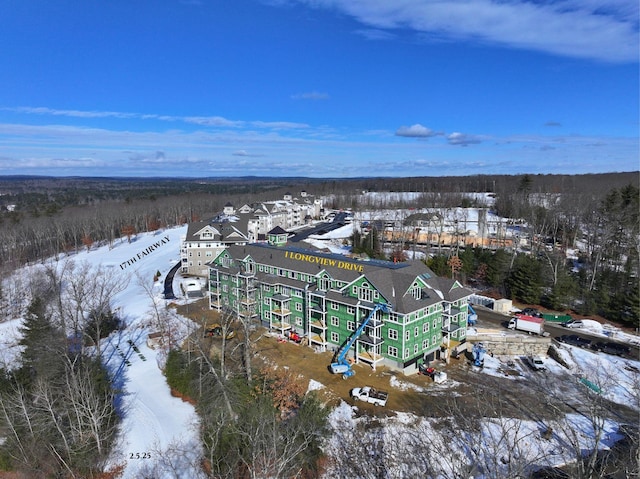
[207,231,473,374]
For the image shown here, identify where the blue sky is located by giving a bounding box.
[0,0,638,178]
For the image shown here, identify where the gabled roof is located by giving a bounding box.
[423,277,471,302]
[269,226,288,235]
[215,243,472,314]
[193,224,220,237]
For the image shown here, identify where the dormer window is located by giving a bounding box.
[358,283,375,302]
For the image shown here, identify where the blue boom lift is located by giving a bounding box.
[330,303,389,379]
[472,342,486,368]
[468,303,478,326]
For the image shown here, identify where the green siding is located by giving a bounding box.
[208,248,470,368]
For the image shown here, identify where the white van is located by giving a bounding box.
[562,319,583,329]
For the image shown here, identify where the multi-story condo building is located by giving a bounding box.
[181,192,323,277]
[207,230,472,374]
[180,210,250,277]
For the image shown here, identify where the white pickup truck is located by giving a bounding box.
[528,355,546,371]
[350,386,389,406]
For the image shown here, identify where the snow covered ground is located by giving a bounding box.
[320,340,639,478]
[0,226,204,478]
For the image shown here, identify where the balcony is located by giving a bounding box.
[238,307,258,320]
[442,323,463,334]
[240,296,256,307]
[309,301,326,313]
[270,320,291,331]
[309,333,327,350]
[309,318,327,329]
[271,308,291,317]
[357,349,384,367]
[358,334,383,346]
[365,318,383,329]
[442,307,461,319]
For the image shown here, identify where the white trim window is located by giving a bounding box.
[359,287,373,302]
[331,316,340,327]
[330,331,339,343]
[347,321,355,331]
[388,329,398,340]
[387,346,398,357]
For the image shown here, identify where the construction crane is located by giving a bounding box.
[330,303,389,379]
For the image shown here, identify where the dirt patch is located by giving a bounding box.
[252,331,473,417]
[170,388,197,405]
[176,300,222,325]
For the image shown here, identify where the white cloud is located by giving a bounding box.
[251,120,309,129]
[395,124,441,138]
[2,106,137,119]
[2,106,310,131]
[183,116,243,127]
[291,91,330,100]
[353,29,396,41]
[447,132,482,146]
[232,150,265,157]
[284,0,639,62]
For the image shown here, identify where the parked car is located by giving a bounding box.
[592,341,631,357]
[520,307,543,318]
[558,334,592,348]
[562,319,583,328]
[530,466,570,479]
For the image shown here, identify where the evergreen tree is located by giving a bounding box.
[544,268,578,311]
[17,297,66,384]
[486,249,511,290]
[426,255,449,277]
[506,255,542,305]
